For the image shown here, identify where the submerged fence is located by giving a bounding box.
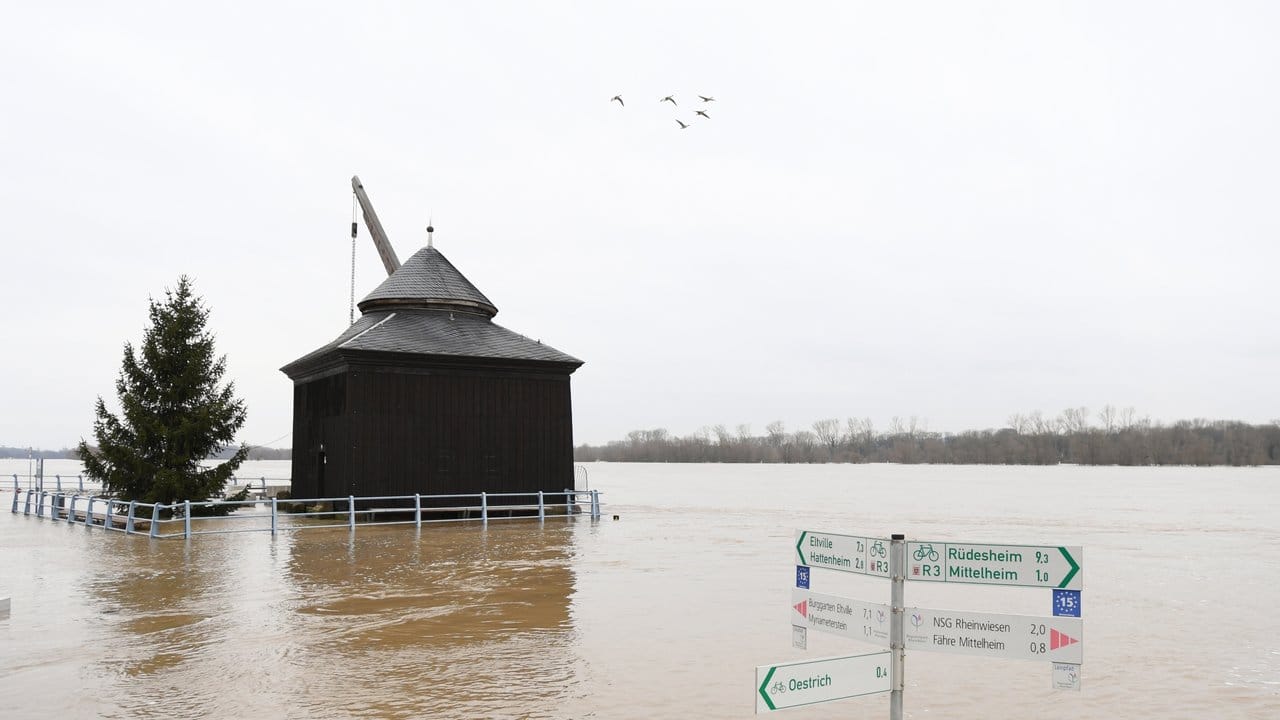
[9,474,290,498]
[10,487,602,539]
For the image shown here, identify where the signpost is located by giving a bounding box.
[761,531,1085,716]
[755,651,891,713]
[905,541,1082,590]
[795,530,891,578]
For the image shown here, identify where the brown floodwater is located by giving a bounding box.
[1,462,1277,719]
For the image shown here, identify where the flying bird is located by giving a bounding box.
[675,119,689,129]
[698,95,716,102]
[661,95,677,106]
[611,95,624,106]
[694,110,710,119]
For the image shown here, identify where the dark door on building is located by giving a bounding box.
[316,450,326,499]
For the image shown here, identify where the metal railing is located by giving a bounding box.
[9,487,602,539]
[10,474,291,498]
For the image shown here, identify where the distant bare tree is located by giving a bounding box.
[766,421,787,447]
[713,424,732,445]
[889,416,905,436]
[791,430,818,462]
[1098,405,1117,434]
[1059,407,1090,434]
[812,418,841,453]
[1007,413,1027,434]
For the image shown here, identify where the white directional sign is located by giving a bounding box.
[906,541,1082,590]
[1053,662,1082,691]
[903,606,1083,664]
[791,588,890,649]
[755,651,891,713]
[795,530,891,578]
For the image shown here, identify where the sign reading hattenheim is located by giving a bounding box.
[794,530,891,578]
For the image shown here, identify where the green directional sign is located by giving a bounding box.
[795,530,891,578]
[906,541,1082,590]
[755,651,891,713]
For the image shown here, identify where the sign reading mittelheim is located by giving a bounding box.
[794,530,891,578]
[904,606,1083,664]
[905,541,1082,590]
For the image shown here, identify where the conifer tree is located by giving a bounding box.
[78,276,248,504]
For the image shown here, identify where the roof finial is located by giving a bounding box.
[426,218,434,248]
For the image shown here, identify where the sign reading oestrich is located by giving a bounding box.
[755,651,891,713]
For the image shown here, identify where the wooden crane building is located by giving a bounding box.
[281,177,583,506]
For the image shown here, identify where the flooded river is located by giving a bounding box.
[1,462,1277,718]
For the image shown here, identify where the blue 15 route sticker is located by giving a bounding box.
[1053,589,1081,617]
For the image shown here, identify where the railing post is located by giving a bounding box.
[24,490,33,515]
[11,486,18,514]
[126,501,137,534]
[67,494,77,523]
[348,495,356,531]
[78,475,84,492]
[481,492,488,527]
[11,474,17,493]
[270,497,278,536]
[414,493,422,528]
[84,496,93,526]
[183,501,192,539]
[51,493,61,520]
[104,498,112,530]
[591,489,600,519]
[150,503,161,538]
[538,491,545,522]
[55,475,62,492]
[37,491,46,518]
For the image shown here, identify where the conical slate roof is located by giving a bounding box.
[358,246,498,317]
[281,243,582,380]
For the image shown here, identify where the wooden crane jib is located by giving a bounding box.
[351,175,401,277]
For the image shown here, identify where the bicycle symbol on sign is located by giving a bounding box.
[870,541,887,558]
[913,543,940,562]
[770,680,787,695]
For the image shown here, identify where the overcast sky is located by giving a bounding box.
[2,1,1277,450]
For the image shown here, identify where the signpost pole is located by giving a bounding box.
[890,533,905,720]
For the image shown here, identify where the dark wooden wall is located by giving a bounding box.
[289,363,575,504]
[289,372,348,498]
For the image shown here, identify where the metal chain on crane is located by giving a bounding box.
[349,192,358,325]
